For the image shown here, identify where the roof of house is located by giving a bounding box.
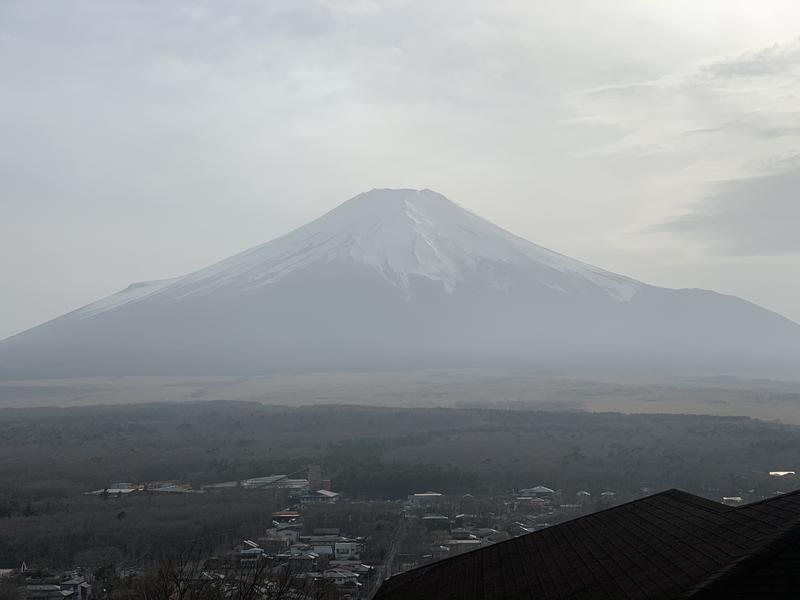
[309,489,340,497]
[374,488,800,600]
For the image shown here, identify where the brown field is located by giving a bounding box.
[1,368,800,422]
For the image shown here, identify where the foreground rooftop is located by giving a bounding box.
[375,488,800,600]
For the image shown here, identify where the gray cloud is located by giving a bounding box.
[701,40,800,79]
[570,37,800,256]
[656,165,800,255]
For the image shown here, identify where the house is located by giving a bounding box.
[598,489,617,506]
[310,538,337,556]
[271,510,301,523]
[302,534,362,561]
[442,539,483,556]
[149,483,195,493]
[559,503,584,515]
[428,545,451,561]
[374,488,800,599]
[243,475,310,491]
[25,572,91,600]
[514,496,548,513]
[333,540,363,561]
[292,568,363,598]
[261,524,301,552]
[25,583,65,599]
[242,475,290,488]
[299,489,340,506]
[284,552,320,574]
[322,567,359,586]
[449,528,475,540]
[60,573,91,599]
[267,524,301,541]
[421,514,451,531]
[321,568,363,598]
[258,537,290,555]
[407,492,445,512]
[236,539,264,566]
[202,480,240,491]
[86,486,140,498]
[518,485,557,505]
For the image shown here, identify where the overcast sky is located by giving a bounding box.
[2,0,800,339]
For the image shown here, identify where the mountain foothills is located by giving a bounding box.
[1,188,799,378]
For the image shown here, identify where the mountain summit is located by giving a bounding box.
[2,189,798,377]
[78,188,640,318]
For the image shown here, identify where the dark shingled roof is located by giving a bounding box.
[374,489,800,600]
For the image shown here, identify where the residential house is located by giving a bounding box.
[299,489,341,506]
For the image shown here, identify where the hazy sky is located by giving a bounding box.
[3,1,800,339]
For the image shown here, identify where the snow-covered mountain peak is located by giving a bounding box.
[13,188,800,379]
[76,189,643,318]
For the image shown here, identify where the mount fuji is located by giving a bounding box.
[2,188,799,378]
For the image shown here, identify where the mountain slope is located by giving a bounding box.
[2,188,799,378]
[77,188,642,310]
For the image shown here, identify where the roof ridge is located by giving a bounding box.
[733,487,800,510]
[376,488,715,596]
[657,488,733,513]
[683,513,800,597]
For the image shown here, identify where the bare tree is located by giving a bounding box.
[133,544,336,600]
[0,576,24,600]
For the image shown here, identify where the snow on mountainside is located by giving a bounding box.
[3,187,799,378]
[75,188,641,319]
[75,278,179,318]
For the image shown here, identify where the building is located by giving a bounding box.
[299,489,340,506]
[271,510,301,523]
[322,567,359,586]
[242,475,310,491]
[421,514,451,531]
[86,486,139,497]
[333,541,363,561]
[60,573,91,599]
[303,535,363,561]
[262,523,302,550]
[235,539,264,566]
[407,492,445,511]
[26,573,91,600]
[280,552,321,575]
[26,584,65,599]
[375,488,800,599]
[518,485,555,499]
[722,496,743,507]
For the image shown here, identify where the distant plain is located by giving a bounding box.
[2,369,800,423]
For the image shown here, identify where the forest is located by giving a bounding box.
[1,400,799,570]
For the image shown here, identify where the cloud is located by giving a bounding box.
[568,37,800,256]
[4,1,800,335]
[571,38,800,161]
[655,164,800,255]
